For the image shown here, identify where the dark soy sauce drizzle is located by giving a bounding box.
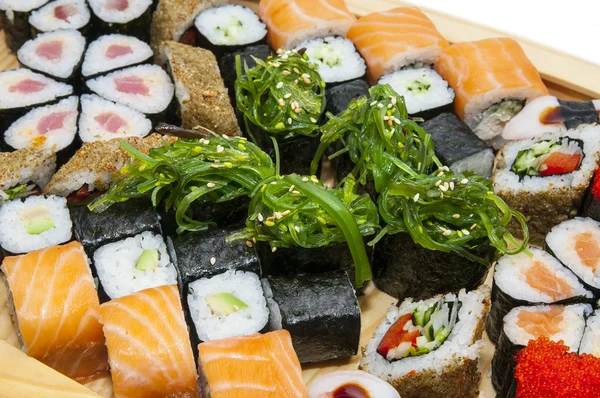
[333,383,370,398]
[539,106,564,124]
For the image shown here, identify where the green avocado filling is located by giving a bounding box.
[206,292,249,315]
[511,137,583,177]
[135,249,160,271]
[312,43,343,68]
[18,205,54,235]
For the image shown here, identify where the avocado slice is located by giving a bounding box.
[18,205,54,235]
[206,293,249,316]
[135,250,159,271]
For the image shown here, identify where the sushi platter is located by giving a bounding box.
[0,0,600,397]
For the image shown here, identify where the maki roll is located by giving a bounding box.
[325,78,369,116]
[0,195,72,254]
[486,247,593,344]
[308,371,400,398]
[17,29,85,85]
[92,231,177,301]
[0,0,48,52]
[88,0,152,41]
[81,34,153,80]
[579,310,600,357]
[493,125,600,245]
[491,303,591,397]
[85,64,175,124]
[187,270,269,342]
[0,148,56,205]
[161,41,239,135]
[192,4,267,58]
[359,286,490,398]
[262,271,361,364]
[421,113,495,178]
[217,43,272,103]
[347,8,455,119]
[546,217,600,296]
[79,94,152,142]
[28,0,91,36]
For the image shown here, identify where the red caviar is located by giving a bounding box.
[590,167,600,201]
[515,337,600,398]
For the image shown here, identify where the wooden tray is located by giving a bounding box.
[0,0,598,396]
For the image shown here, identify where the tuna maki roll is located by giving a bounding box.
[88,0,152,41]
[28,0,90,36]
[81,34,152,79]
[0,0,48,52]
[0,148,56,205]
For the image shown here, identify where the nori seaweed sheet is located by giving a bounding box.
[421,113,494,177]
[70,199,162,254]
[0,9,32,53]
[582,190,600,223]
[491,329,523,398]
[324,78,369,116]
[193,28,267,60]
[263,270,361,363]
[88,7,151,42]
[372,232,493,301]
[410,102,454,121]
[558,100,600,129]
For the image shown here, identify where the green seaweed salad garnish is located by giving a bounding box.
[235,49,325,137]
[312,84,530,263]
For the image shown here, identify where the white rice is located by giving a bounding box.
[359,285,490,381]
[546,217,600,289]
[17,30,86,79]
[82,34,152,77]
[451,149,495,178]
[502,96,566,141]
[502,303,591,351]
[88,0,151,24]
[86,64,174,114]
[79,94,151,142]
[93,231,177,299]
[194,5,266,46]
[187,270,269,341]
[494,247,593,303]
[29,0,90,32]
[493,125,600,195]
[579,310,600,357]
[4,96,78,152]
[0,0,47,13]
[379,67,455,115]
[0,195,72,253]
[0,149,56,193]
[0,68,72,110]
[295,36,365,84]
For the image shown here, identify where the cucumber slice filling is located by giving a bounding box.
[511,137,583,178]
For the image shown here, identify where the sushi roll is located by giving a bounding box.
[3,96,79,160]
[0,0,48,52]
[81,34,153,80]
[325,78,369,116]
[486,247,593,344]
[546,217,600,297]
[294,36,366,85]
[579,310,600,357]
[78,94,152,142]
[28,0,91,36]
[70,199,162,254]
[347,8,455,118]
[308,370,400,398]
[359,286,491,398]
[187,270,269,343]
[421,113,495,178]
[0,68,73,133]
[491,303,591,397]
[258,0,356,50]
[17,29,85,85]
[493,125,600,245]
[93,231,177,301]
[436,38,549,148]
[1,241,109,381]
[262,271,361,364]
[88,0,152,41]
[85,64,175,124]
[0,195,72,254]
[197,330,307,397]
[99,285,200,397]
[161,41,238,135]
[192,4,267,58]
[0,148,56,205]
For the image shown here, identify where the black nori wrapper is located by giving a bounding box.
[88,6,151,42]
[0,9,33,53]
[263,270,361,363]
[491,328,523,398]
[582,190,600,223]
[70,199,162,254]
[193,28,267,61]
[421,113,494,178]
[372,232,493,301]
[558,100,600,129]
[324,78,369,116]
[545,240,600,299]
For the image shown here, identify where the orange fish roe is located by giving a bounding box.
[515,337,600,398]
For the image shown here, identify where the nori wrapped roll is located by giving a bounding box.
[558,99,600,129]
[0,0,47,52]
[250,129,320,176]
[87,0,152,41]
[421,113,495,178]
[70,198,162,254]
[372,232,493,302]
[325,79,369,116]
[262,270,361,364]
[218,43,272,104]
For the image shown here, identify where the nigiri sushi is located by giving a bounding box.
[197,330,308,398]
[1,241,109,382]
[99,284,200,398]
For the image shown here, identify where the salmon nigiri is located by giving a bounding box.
[1,241,108,382]
[258,0,356,50]
[197,330,308,398]
[99,284,200,398]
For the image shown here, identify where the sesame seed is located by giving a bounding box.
[310,117,317,123]
[294,107,302,113]
[252,237,256,243]
[443,182,449,190]
[292,190,300,194]
[302,177,309,182]
[281,54,288,60]
[442,230,452,237]
[288,185,295,192]
[207,182,216,188]
[449,182,455,190]
[370,101,377,106]
[437,171,444,177]
[377,103,383,108]
[383,116,390,121]
[278,98,286,106]
[284,93,291,98]
[311,177,319,183]
[391,97,397,105]
[288,118,292,124]
[282,70,291,76]
[293,67,300,74]
[202,139,210,145]
[440,192,444,198]
[303,78,311,84]
[470,223,477,230]
[435,180,442,187]
[271,181,277,185]
[214,159,220,163]
[258,213,263,222]
[210,164,219,168]
[294,226,300,233]
[441,166,450,171]
[462,229,470,236]
[294,79,298,84]
[274,212,282,219]
[216,145,224,153]
[387,103,393,108]
[210,257,216,265]
[387,119,393,126]
[276,82,284,89]
[413,193,420,202]
[222,134,229,139]
[301,73,309,79]
[439,185,448,192]
[271,247,277,253]
[272,62,281,67]
[452,214,460,219]
[232,305,239,311]
[461,178,469,184]
[281,210,291,216]
[245,240,253,247]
